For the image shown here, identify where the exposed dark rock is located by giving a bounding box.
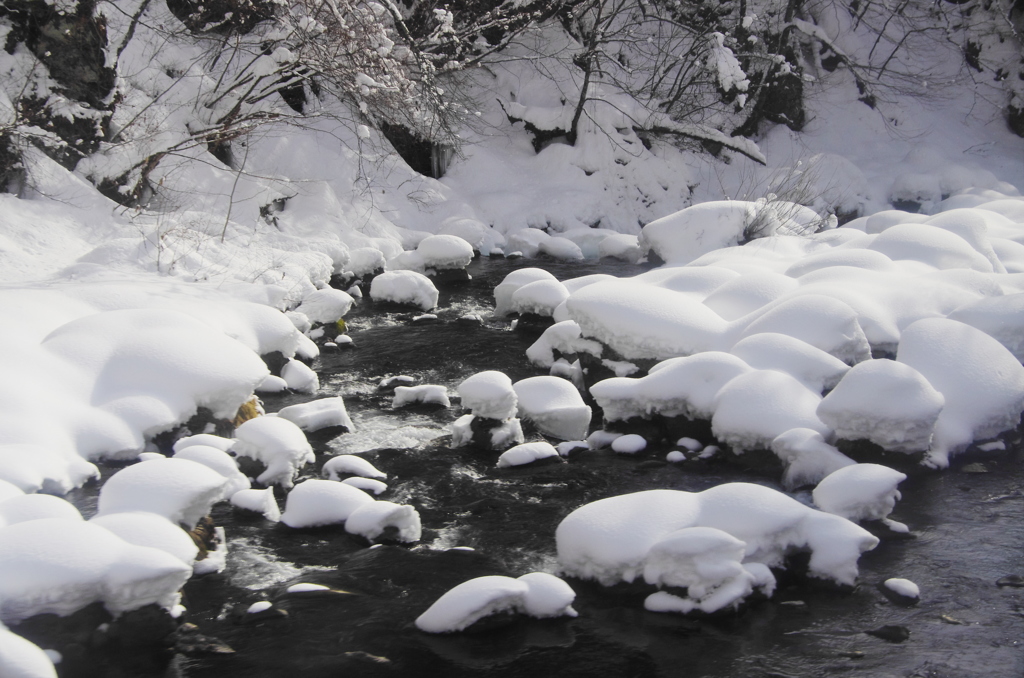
[996,574,1024,588]
[165,0,278,35]
[865,624,910,642]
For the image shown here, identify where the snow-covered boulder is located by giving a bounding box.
[280,479,375,528]
[812,464,907,525]
[896,318,1024,466]
[97,458,229,529]
[511,279,570,317]
[322,454,387,481]
[416,234,475,271]
[173,445,250,496]
[0,494,83,527]
[816,360,943,453]
[343,500,421,543]
[458,371,518,420]
[525,319,603,369]
[369,270,439,311]
[415,572,577,633]
[230,488,281,521]
[496,442,560,468]
[494,268,558,317]
[281,358,319,394]
[0,444,98,495]
[513,376,591,440]
[392,385,450,408]
[557,484,878,589]
[590,352,750,423]
[276,397,354,433]
[641,527,776,614]
[729,333,849,393]
[0,622,57,678]
[711,370,829,452]
[0,519,192,622]
[294,288,354,324]
[771,428,856,490]
[89,511,200,567]
[232,416,315,488]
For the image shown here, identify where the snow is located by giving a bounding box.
[812,464,907,524]
[494,268,558,317]
[280,479,375,528]
[173,445,250,496]
[96,458,229,529]
[276,397,354,433]
[712,370,829,452]
[457,371,518,420]
[511,279,570,317]
[89,512,200,567]
[883,578,920,599]
[294,288,354,324]
[322,455,387,481]
[415,572,577,633]
[0,623,57,678]
[896,318,1024,466]
[286,583,330,594]
[729,333,849,393]
[771,428,855,490]
[344,500,422,543]
[641,527,776,614]
[412,234,475,271]
[393,385,451,408]
[341,477,388,495]
[0,445,98,495]
[496,442,560,468]
[557,484,878,589]
[816,360,943,453]
[230,488,282,522]
[0,494,83,527]
[512,376,591,441]
[247,601,273,614]
[0,519,192,622]
[611,434,647,455]
[232,416,315,488]
[369,271,439,311]
[281,359,320,394]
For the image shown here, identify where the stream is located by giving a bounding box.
[42,257,1024,677]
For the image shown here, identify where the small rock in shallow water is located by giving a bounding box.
[960,463,989,473]
[996,574,1024,588]
[939,614,966,625]
[838,650,865,659]
[865,625,910,642]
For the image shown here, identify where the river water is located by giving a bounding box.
[47,257,1024,677]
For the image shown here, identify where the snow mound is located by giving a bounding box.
[611,434,647,454]
[229,488,281,522]
[507,229,584,261]
[276,397,354,433]
[513,376,591,440]
[712,370,829,452]
[641,527,776,614]
[343,500,421,543]
[591,352,750,422]
[817,360,943,453]
[173,445,250,496]
[0,494,83,527]
[415,572,577,633]
[294,288,354,324]
[341,477,387,495]
[89,512,199,566]
[415,234,475,271]
[883,578,920,599]
[729,333,849,393]
[172,434,234,453]
[322,454,387,480]
[813,464,907,524]
[496,442,560,468]
[0,444,98,495]
[281,359,319,394]
[896,318,1024,466]
[280,479,375,528]
[511,279,570,317]
[557,484,878,588]
[0,622,57,678]
[639,200,821,266]
[0,519,192,623]
[97,458,229,529]
[369,271,439,311]
[233,416,315,487]
[392,385,451,408]
[458,371,518,420]
[494,268,558,317]
[525,320,603,369]
[771,429,856,490]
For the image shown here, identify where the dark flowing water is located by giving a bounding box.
[38,257,1024,677]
